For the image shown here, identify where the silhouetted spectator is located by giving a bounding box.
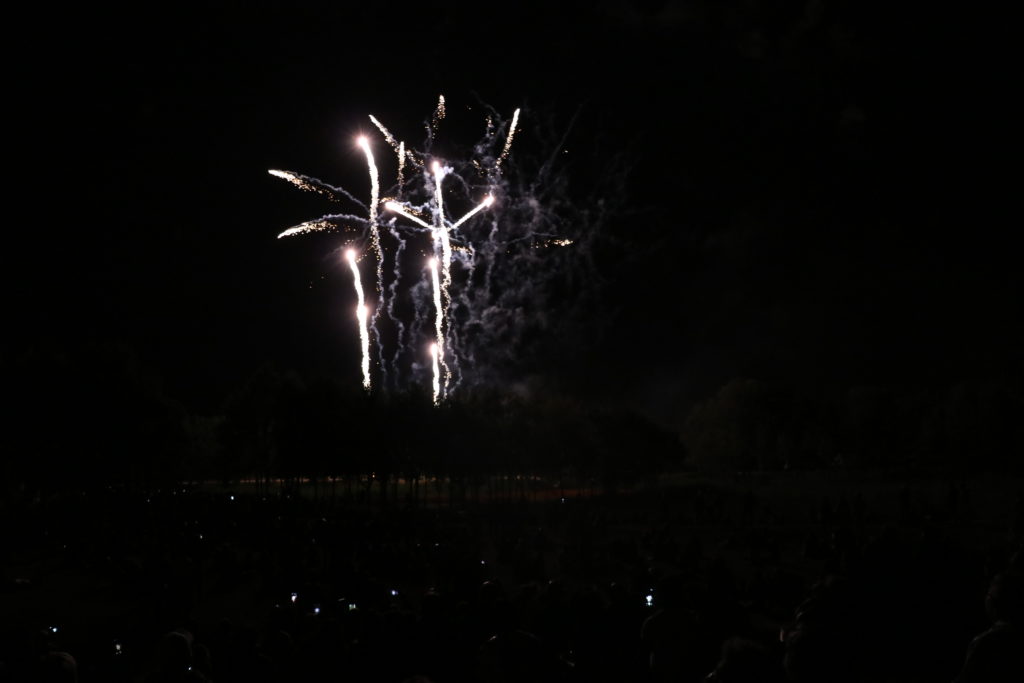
[642,576,708,682]
[478,630,569,683]
[954,572,1024,682]
[39,651,77,683]
[147,629,208,682]
[704,638,784,683]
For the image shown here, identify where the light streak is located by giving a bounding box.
[277,213,367,239]
[450,195,495,230]
[358,136,385,381]
[270,99,524,400]
[356,136,382,273]
[383,201,432,229]
[497,108,520,168]
[398,141,405,193]
[268,169,367,209]
[368,116,398,149]
[346,249,371,389]
[430,343,440,405]
[277,222,336,239]
[432,161,452,293]
[429,258,447,401]
[432,95,446,132]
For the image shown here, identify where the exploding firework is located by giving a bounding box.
[270,98,590,399]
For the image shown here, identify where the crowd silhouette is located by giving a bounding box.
[3,478,1022,682]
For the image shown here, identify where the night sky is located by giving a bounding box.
[6,2,1017,428]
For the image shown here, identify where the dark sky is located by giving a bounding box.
[6,2,1017,425]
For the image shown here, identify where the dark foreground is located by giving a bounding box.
[3,473,1023,682]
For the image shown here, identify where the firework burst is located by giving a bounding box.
[270,98,584,400]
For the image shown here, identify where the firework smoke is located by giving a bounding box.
[270,99,601,399]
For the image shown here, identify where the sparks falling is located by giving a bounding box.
[432,162,453,297]
[276,214,366,239]
[431,95,446,133]
[268,169,367,209]
[497,108,521,168]
[428,257,447,401]
[356,137,383,290]
[450,194,495,230]
[269,98,549,399]
[429,343,440,405]
[346,249,371,390]
[383,202,432,229]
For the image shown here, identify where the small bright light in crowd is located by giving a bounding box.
[229,495,235,501]
[290,592,298,604]
[50,626,58,634]
[646,594,654,607]
[390,589,398,597]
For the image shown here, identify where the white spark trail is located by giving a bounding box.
[277,222,335,239]
[428,258,447,401]
[357,137,382,262]
[357,136,385,379]
[432,95,445,132]
[432,162,446,227]
[450,195,495,231]
[496,108,520,168]
[386,226,407,387]
[368,116,398,149]
[430,343,440,405]
[346,250,371,390]
[431,162,453,293]
[431,162,454,396]
[270,98,525,401]
[384,202,433,229]
[276,213,367,239]
[398,141,405,193]
[268,169,367,209]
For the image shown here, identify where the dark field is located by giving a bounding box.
[4,471,1023,682]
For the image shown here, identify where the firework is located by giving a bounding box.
[268,169,367,209]
[270,99,549,399]
[450,194,495,230]
[346,250,371,389]
[356,137,383,287]
[276,214,367,239]
[428,257,447,401]
[383,201,432,229]
[496,108,521,168]
[429,343,440,405]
